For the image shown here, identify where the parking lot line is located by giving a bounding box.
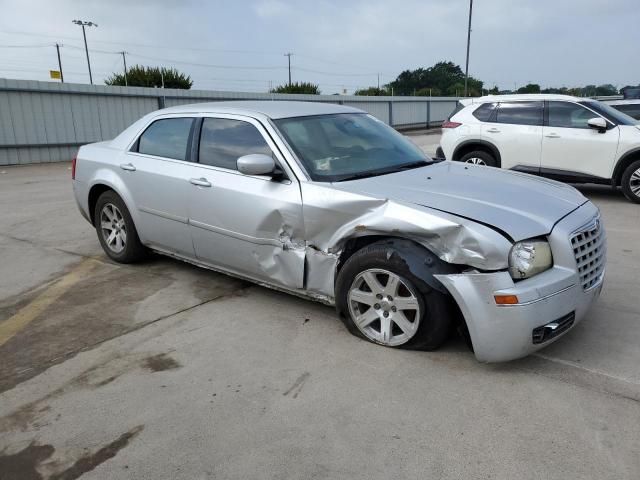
[0,258,100,348]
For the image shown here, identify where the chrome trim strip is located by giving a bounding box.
[496,283,576,307]
[188,219,283,247]
[138,206,188,224]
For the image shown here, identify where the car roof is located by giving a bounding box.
[463,94,582,105]
[159,100,363,119]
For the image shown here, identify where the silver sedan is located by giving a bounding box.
[72,101,605,362]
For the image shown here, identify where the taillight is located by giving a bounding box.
[71,155,77,180]
[442,121,462,128]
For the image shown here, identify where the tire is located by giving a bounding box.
[459,149,497,167]
[621,159,640,204]
[335,240,452,350]
[94,190,147,263]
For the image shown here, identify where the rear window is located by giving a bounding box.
[495,102,543,126]
[447,102,465,120]
[137,118,194,160]
[472,103,497,122]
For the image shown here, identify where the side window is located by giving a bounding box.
[547,101,597,129]
[199,118,272,170]
[615,104,640,120]
[495,102,543,126]
[137,118,194,160]
[472,103,497,122]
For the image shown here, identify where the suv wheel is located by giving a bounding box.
[459,150,497,167]
[335,240,452,350]
[621,160,640,204]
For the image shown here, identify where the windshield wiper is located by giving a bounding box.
[335,160,433,182]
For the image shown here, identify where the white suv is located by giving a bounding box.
[438,94,640,203]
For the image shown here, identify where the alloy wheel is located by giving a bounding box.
[630,168,640,198]
[465,157,486,165]
[347,268,421,346]
[100,203,127,253]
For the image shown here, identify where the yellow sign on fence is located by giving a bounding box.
[49,70,61,80]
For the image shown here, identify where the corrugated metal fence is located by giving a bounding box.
[0,78,458,165]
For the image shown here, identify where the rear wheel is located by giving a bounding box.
[621,159,640,204]
[336,240,452,350]
[459,149,497,167]
[94,190,147,263]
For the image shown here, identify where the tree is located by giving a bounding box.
[105,65,193,89]
[386,61,483,97]
[270,82,320,94]
[487,85,499,95]
[516,83,541,94]
[354,87,388,96]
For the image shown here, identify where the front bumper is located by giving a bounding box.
[435,201,605,362]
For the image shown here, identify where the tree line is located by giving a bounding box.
[104,62,635,98]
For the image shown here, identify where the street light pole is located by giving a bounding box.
[464,0,473,97]
[72,20,98,84]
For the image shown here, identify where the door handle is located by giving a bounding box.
[119,163,136,171]
[486,128,501,133]
[189,177,212,187]
[545,133,560,138]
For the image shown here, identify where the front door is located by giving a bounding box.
[541,101,620,180]
[186,115,305,289]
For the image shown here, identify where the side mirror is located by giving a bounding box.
[587,117,607,133]
[237,154,275,176]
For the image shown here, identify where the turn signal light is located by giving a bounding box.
[494,294,519,305]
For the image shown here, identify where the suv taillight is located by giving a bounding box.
[442,121,462,128]
[71,155,77,180]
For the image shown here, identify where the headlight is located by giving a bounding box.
[508,240,553,279]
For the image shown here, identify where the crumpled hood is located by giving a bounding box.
[333,161,588,242]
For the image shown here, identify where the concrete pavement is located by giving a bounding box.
[0,140,639,479]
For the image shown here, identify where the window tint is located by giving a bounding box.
[199,118,272,170]
[138,118,193,160]
[495,102,543,126]
[547,101,597,129]
[472,103,497,121]
[613,104,640,120]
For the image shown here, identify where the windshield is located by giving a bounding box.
[274,113,431,182]
[579,100,639,126]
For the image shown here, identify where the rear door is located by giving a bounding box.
[541,101,619,179]
[122,116,196,257]
[185,115,305,289]
[482,101,543,171]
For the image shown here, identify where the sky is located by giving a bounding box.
[0,0,638,94]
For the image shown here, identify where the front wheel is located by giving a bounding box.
[621,160,640,204]
[335,240,452,350]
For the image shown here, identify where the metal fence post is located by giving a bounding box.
[388,101,394,126]
[157,95,165,109]
[427,100,431,129]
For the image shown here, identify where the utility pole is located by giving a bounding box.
[284,52,293,86]
[464,0,473,97]
[72,20,98,84]
[377,73,380,90]
[55,43,64,83]
[120,51,128,86]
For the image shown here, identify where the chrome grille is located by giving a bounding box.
[570,217,606,291]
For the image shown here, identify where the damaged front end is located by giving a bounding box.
[297,183,513,302]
